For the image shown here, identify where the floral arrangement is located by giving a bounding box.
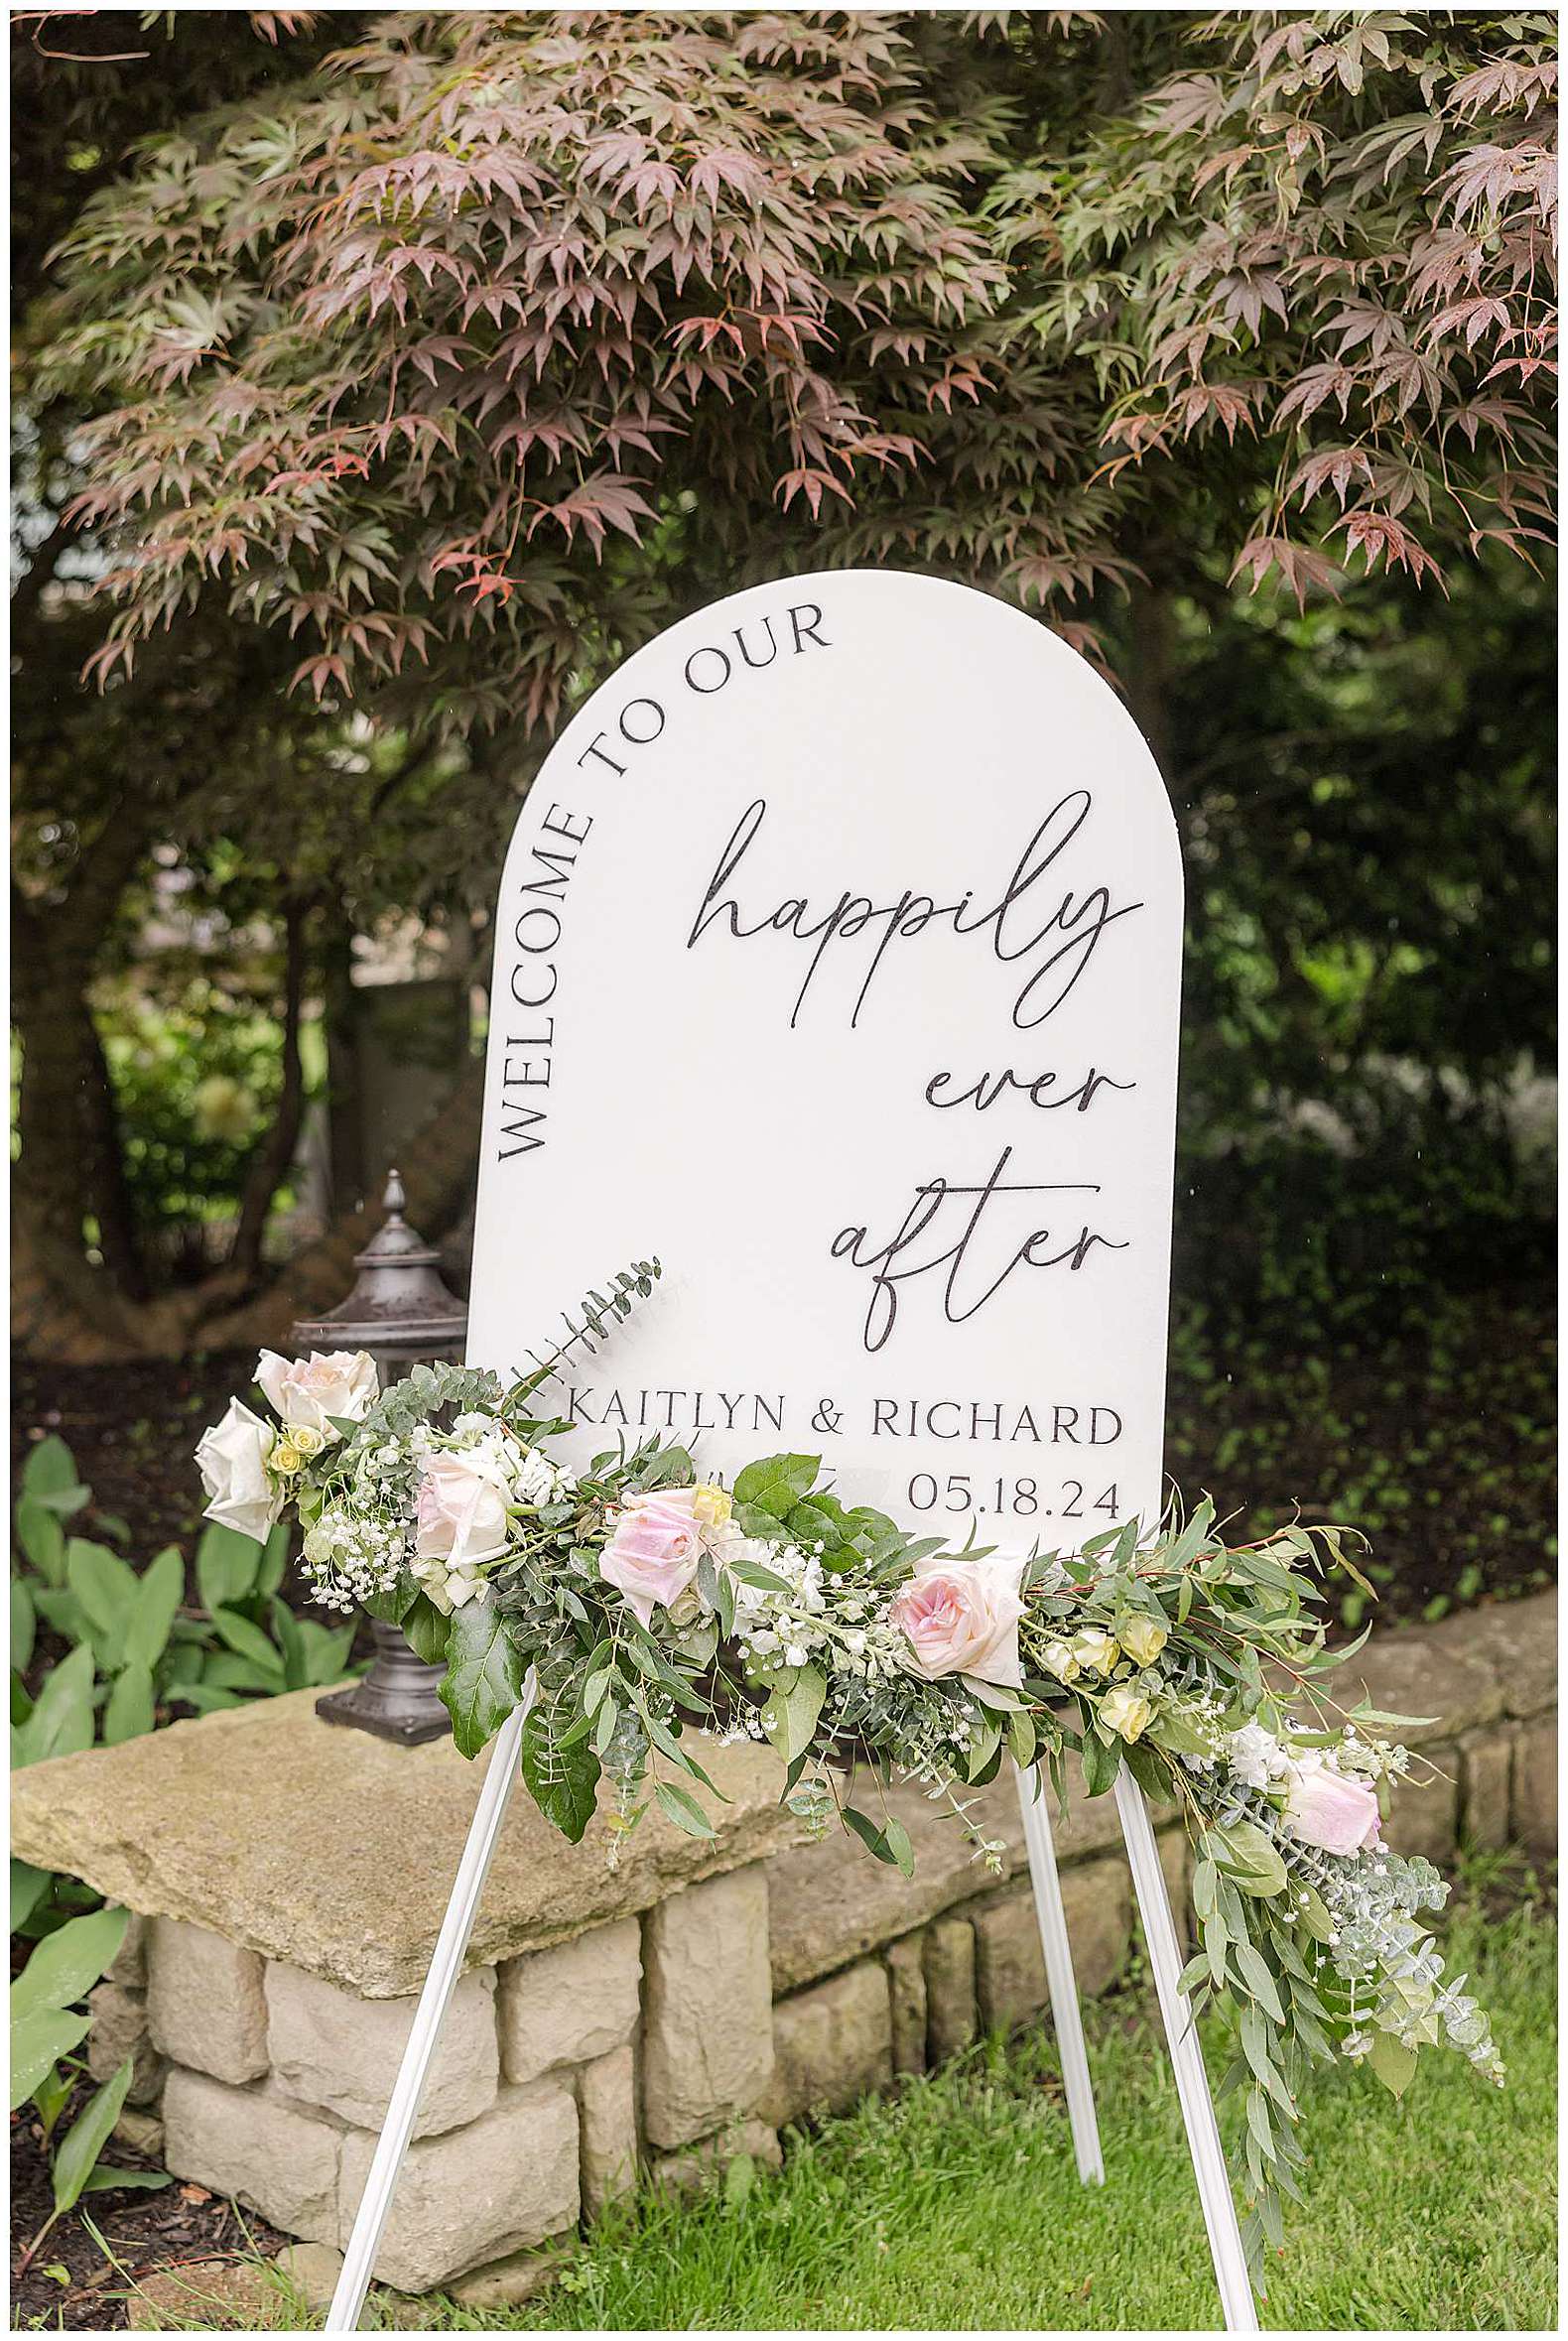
[196,1270,1502,2271]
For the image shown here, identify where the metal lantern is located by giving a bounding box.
[293,1169,466,1746]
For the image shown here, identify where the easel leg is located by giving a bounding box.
[1013,1762,1104,2185]
[327,1680,536,2333]
[1114,1771,1257,2333]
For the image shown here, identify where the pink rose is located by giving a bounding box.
[888,1553,1025,1689]
[1283,1753,1382,1856]
[600,1495,704,1627]
[414,1449,513,1571]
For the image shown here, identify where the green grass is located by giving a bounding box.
[301,1870,1555,2336]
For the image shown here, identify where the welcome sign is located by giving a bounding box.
[468,572,1182,1549]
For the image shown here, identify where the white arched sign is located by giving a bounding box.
[468,571,1183,1551]
[330,576,1256,2336]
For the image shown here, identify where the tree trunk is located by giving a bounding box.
[322,914,364,1217]
[12,824,152,1301]
[1122,579,1177,788]
[227,898,311,1281]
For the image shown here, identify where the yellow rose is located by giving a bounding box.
[692,1483,733,1529]
[1070,1627,1119,1679]
[1118,1614,1168,1668]
[287,1424,326,1459]
[1039,1639,1081,1684]
[273,1441,304,1476]
[1100,1684,1154,1743]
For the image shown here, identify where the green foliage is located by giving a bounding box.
[10,1908,171,2260]
[43,14,1554,711]
[12,1433,358,1752]
[98,986,292,1267]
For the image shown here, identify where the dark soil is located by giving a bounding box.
[12,1349,258,1574]
[10,2092,286,2332]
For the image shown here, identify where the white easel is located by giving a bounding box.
[327,1718,1255,2332]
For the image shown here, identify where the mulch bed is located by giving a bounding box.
[10,2094,286,2332]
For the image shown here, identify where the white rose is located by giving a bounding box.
[255,1349,378,1440]
[1039,1638,1082,1685]
[196,1399,284,1544]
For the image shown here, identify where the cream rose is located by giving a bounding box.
[414,1447,514,1574]
[255,1349,378,1440]
[1069,1627,1120,1680]
[1100,1683,1154,1743]
[1039,1638,1082,1685]
[1117,1614,1168,1668]
[888,1553,1026,1690]
[196,1399,284,1545]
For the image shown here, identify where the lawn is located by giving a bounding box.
[123,1868,1554,2335]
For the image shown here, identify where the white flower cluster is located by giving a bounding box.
[728,1538,906,1681]
[1229,1718,1290,1788]
[302,1502,407,1613]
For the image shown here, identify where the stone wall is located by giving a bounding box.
[13,1591,1555,2296]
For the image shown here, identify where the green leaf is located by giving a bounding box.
[11,1859,52,1933]
[13,1645,96,1766]
[208,1608,285,1682]
[633,1446,695,1492]
[11,1576,37,1673]
[755,1666,826,1767]
[122,1548,185,1673]
[1210,1819,1288,1896]
[22,1438,91,1516]
[9,2008,91,2110]
[397,1596,449,1669]
[196,1521,262,1616]
[1369,2031,1418,2098]
[883,1815,915,1877]
[842,1806,901,1866]
[654,1778,717,1840]
[442,1607,528,1760]
[52,2057,137,2216]
[519,1701,600,1841]
[65,1540,138,1657]
[77,2165,170,2195]
[1079,1732,1121,1797]
[102,1663,155,1746]
[15,1497,66,1583]
[270,1595,307,1689]
[1234,1942,1286,2022]
[33,2060,74,2141]
[12,1904,129,2021]
[730,1453,819,1519]
[256,1522,290,1598]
